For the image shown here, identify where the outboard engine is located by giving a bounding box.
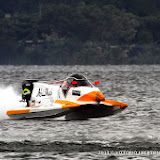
[22,79,38,91]
[22,80,38,104]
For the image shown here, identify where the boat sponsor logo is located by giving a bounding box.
[72,90,81,96]
[36,88,52,97]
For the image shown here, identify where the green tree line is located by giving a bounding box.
[0,0,160,64]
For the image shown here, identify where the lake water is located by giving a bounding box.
[0,65,159,160]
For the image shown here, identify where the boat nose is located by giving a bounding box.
[103,100,128,109]
[78,91,105,102]
[120,102,128,109]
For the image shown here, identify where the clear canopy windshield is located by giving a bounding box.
[66,74,92,87]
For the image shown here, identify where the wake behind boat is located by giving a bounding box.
[6,74,128,120]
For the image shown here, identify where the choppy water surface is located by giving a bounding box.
[0,65,160,160]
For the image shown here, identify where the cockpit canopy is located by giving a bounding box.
[66,74,92,87]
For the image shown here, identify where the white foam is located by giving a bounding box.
[0,86,23,119]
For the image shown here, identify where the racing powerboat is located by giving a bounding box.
[6,74,128,120]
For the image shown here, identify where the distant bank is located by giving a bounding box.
[0,41,160,65]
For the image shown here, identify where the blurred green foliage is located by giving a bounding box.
[0,0,160,64]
